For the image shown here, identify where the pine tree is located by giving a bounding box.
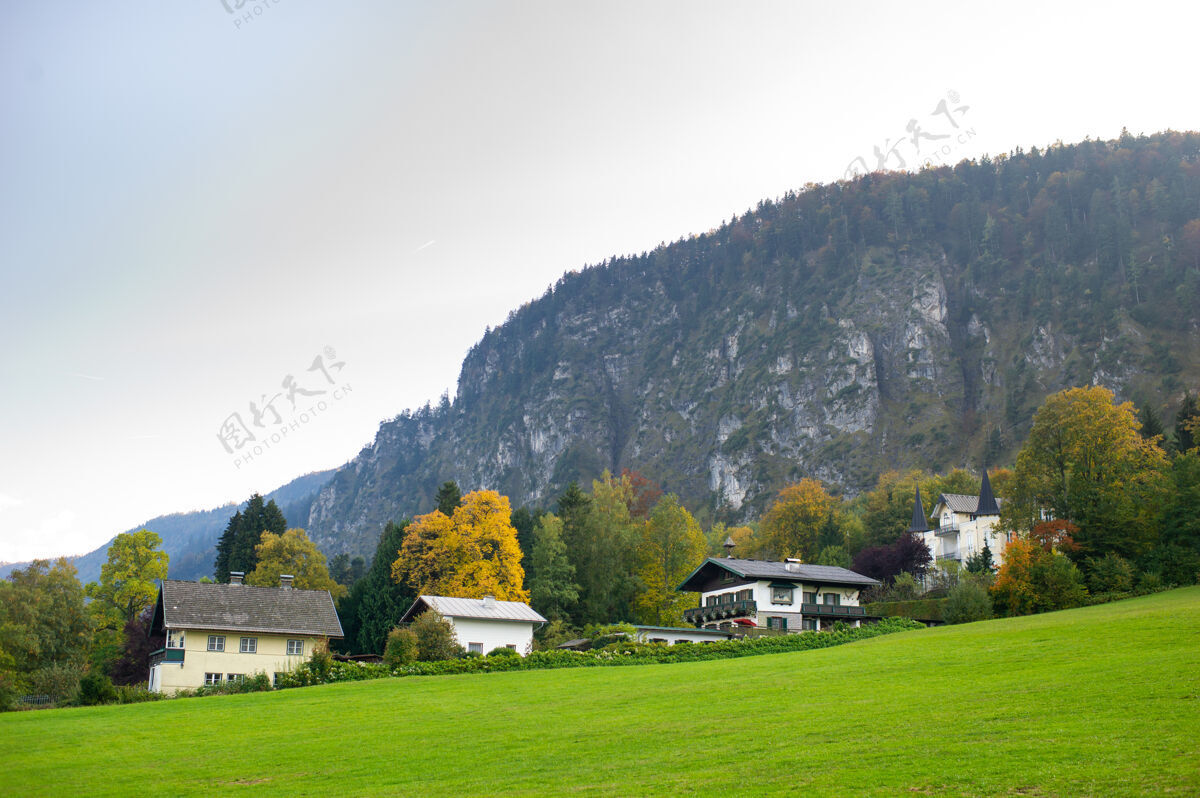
[1176,393,1199,453]
[350,520,414,654]
[435,481,462,516]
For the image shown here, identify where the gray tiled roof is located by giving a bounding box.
[937,493,1005,514]
[157,580,343,637]
[400,595,547,624]
[679,558,880,591]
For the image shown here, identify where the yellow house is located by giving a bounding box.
[147,573,343,694]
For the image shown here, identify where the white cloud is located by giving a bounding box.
[0,493,22,512]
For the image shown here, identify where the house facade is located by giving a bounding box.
[632,626,735,645]
[917,471,1008,568]
[400,595,547,655]
[678,558,880,632]
[148,573,343,693]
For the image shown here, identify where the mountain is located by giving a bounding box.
[0,470,335,584]
[305,131,1200,558]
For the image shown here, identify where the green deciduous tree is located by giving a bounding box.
[85,529,169,629]
[634,495,707,627]
[566,473,641,626]
[1002,386,1170,562]
[528,513,578,622]
[0,559,93,694]
[245,528,346,598]
[991,538,1088,616]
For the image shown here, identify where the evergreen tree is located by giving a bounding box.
[510,505,543,586]
[212,494,287,582]
[1176,393,1199,453]
[965,543,994,574]
[435,481,462,516]
[1138,403,1165,442]
[349,521,414,654]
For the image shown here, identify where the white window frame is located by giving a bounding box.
[167,630,185,649]
[468,642,483,654]
[226,673,244,684]
[204,672,222,686]
[287,639,304,656]
[207,635,225,652]
[240,637,257,654]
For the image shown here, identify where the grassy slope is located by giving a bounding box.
[4,588,1199,797]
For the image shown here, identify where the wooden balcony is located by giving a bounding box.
[684,599,757,625]
[798,603,866,618]
[149,647,185,667]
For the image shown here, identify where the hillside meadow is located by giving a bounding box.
[3,588,1198,796]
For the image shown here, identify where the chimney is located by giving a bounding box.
[785,558,801,572]
[723,536,736,558]
[280,574,294,589]
[482,595,496,609]
[229,571,244,585]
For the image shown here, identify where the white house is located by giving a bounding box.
[632,626,734,644]
[147,573,343,693]
[400,595,547,655]
[915,471,1009,569]
[677,558,880,632]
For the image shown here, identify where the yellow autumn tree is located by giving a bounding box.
[634,494,707,626]
[392,490,528,603]
[758,478,838,561]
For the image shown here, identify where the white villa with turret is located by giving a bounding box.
[914,471,1009,569]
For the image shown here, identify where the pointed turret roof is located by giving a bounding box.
[976,469,999,516]
[908,486,930,533]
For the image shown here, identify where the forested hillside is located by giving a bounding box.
[308,131,1200,558]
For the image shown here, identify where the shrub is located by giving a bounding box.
[487,646,520,658]
[411,610,464,662]
[1085,553,1134,593]
[384,627,418,667]
[864,598,947,622]
[308,647,333,680]
[28,663,82,704]
[115,684,166,704]
[887,572,921,601]
[76,672,118,706]
[943,577,995,624]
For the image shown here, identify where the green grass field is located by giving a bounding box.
[4,588,1199,797]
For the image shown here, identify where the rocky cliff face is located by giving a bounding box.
[306,133,1200,557]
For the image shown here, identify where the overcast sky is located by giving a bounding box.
[2,1,1197,563]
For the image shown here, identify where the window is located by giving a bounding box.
[802,591,817,604]
[801,619,818,631]
[468,642,483,654]
[822,593,841,606]
[720,572,734,584]
[771,586,793,605]
[226,674,244,684]
[505,644,516,650]
[167,631,184,649]
[287,639,304,656]
[207,635,225,652]
[239,637,257,654]
[766,616,789,630]
[204,672,222,686]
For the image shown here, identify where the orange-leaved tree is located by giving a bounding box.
[990,537,1087,616]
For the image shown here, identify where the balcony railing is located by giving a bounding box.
[799,603,866,617]
[149,647,185,668]
[934,524,960,537]
[684,599,757,624]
